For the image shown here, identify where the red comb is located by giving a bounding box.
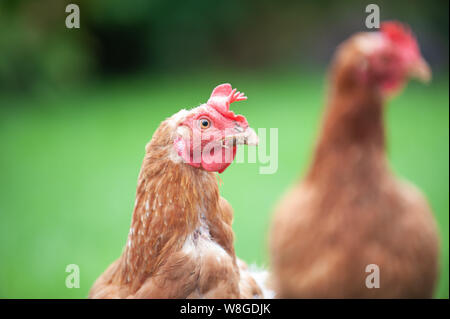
[381,21,420,58]
[207,83,248,124]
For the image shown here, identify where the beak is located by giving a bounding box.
[222,127,259,147]
[409,57,432,83]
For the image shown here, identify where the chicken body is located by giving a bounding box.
[90,85,263,298]
[270,23,439,298]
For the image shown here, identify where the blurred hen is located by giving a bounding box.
[269,22,439,298]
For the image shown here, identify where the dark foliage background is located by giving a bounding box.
[0,0,448,92]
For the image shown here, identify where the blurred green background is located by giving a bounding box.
[0,0,448,298]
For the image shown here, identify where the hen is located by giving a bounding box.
[90,83,265,298]
[269,22,439,298]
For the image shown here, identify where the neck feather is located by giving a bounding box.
[307,76,387,182]
[117,122,221,286]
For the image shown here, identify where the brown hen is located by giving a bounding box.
[89,84,265,298]
[269,22,439,298]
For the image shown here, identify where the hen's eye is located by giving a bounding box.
[199,118,211,129]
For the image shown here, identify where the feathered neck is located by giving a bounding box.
[307,67,388,182]
[117,122,221,288]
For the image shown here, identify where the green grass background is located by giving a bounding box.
[0,69,448,298]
